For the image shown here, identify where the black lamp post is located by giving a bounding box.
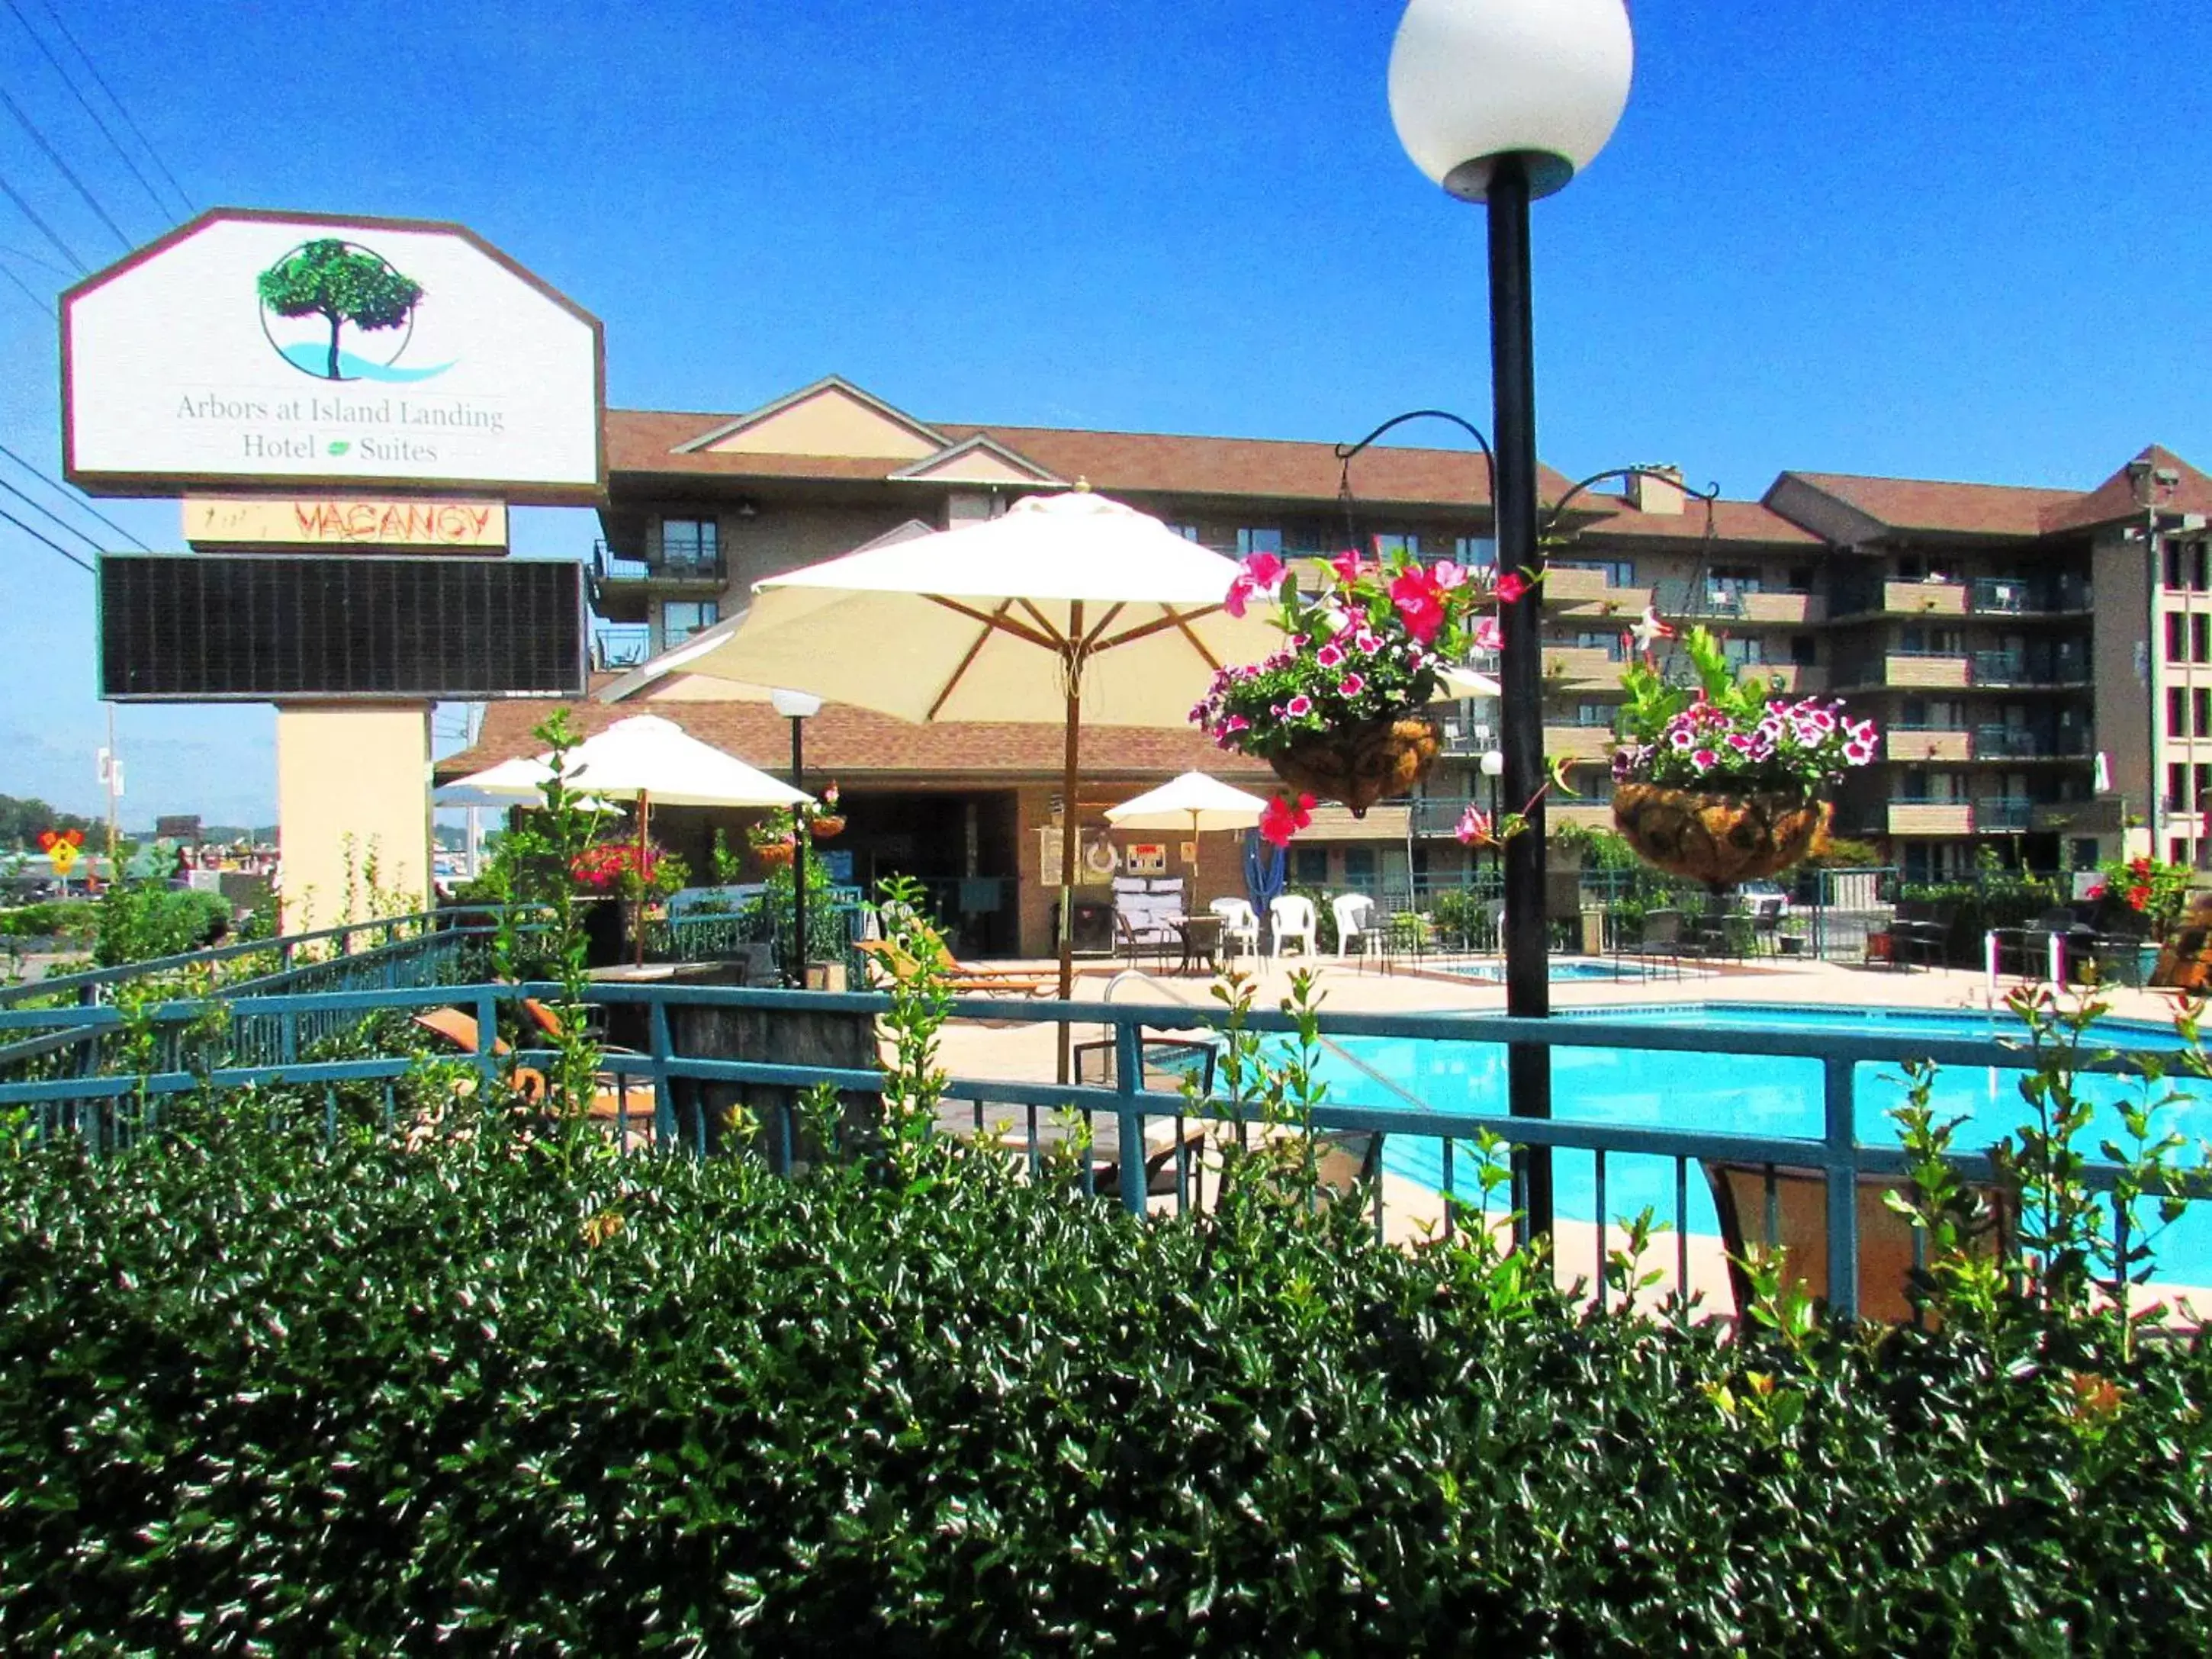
[770,687,822,985]
[1389,0,1634,1242]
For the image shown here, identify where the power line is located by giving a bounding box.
[0,503,93,572]
[0,258,52,317]
[0,442,151,551]
[0,238,69,277]
[0,166,84,273]
[0,83,132,252]
[0,474,101,553]
[26,0,192,219]
[2,0,170,231]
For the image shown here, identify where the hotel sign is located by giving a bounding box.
[183,494,506,548]
[63,209,604,504]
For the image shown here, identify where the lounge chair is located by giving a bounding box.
[410,1005,656,1136]
[855,937,1053,996]
[1704,1159,2014,1324]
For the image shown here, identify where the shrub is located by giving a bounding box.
[5,984,2212,1651]
[92,883,233,966]
[0,900,96,942]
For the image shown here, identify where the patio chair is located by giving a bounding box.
[1873,899,1953,972]
[1620,908,1690,977]
[410,1005,654,1137]
[1705,1159,2015,1325]
[1208,896,1261,963]
[1072,1036,1220,1209]
[855,937,1052,997]
[1331,893,1381,963]
[1269,893,1319,961]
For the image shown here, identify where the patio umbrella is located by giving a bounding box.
[1104,770,1271,842]
[659,487,1281,1079]
[442,715,810,963]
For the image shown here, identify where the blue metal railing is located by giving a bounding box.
[0,978,2199,1321]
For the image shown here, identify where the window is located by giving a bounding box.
[658,517,719,575]
[1789,634,1817,667]
[1165,522,1200,542]
[1721,637,1768,668]
[1574,701,1613,728]
[2168,612,2187,661]
[1371,532,1421,561]
[2194,614,2209,663]
[2171,686,2190,738]
[1455,535,1498,567]
[2197,687,2210,741]
[1342,848,1378,892]
[2198,765,2212,811]
[1236,528,1284,556]
[2166,543,2186,590]
[1291,847,1328,886]
[1566,630,1628,661]
[1555,557,1636,587]
[2171,763,2188,812]
[661,600,719,646]
[1786,566,1815,594]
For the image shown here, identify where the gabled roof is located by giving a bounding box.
[1576,497,1823,547]
[674,375,949,458]
[1771,471,2076,538]
[886,433,1064,486]
[2039,445,2212,535]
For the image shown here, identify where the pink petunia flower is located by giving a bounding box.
[1337,673,1365,698]
[1285,694,1313,718]
[1390,568,1447,644]
[1692,748,1718,771]
[1223,551,1287,619]
[1316,641,1346,670]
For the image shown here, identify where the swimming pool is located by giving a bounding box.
[1438,960,1645,984]
[1310,1004,2212,1287]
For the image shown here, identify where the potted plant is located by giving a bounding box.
[1191,545,1516,829]
[807,782,846,841]
[748,813,798,868]
[1610,625,1879,890]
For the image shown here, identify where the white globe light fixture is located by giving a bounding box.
[1386,0,1635,1245]
[1387,0,1634,201]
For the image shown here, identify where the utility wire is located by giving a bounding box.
[0,84,132,252]
[0,503,93,572]
[27,0,192,218]
[2,0,169,230]
[0,258,52,317]
[0,474,102,553]
[0,239,68,277]
[0,441,151,550]
[0,166,84,273]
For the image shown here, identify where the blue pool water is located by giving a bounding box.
[1440,960,1635,984]
[1310,1005,2212,1286]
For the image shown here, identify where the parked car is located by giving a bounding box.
[1738,881,1790,923]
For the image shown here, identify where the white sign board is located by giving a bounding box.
[65,209,603,503]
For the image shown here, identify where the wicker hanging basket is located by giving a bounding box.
[753,838,797,868]
[1612,781,1830,891]
[1269,714,1442,817]
[809,814,847,841]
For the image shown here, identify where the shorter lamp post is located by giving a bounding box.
[1480,748,1504,889]
[770,688,822,986]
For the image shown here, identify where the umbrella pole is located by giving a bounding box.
[1057,667,1082,1085]
[635,791,650,967]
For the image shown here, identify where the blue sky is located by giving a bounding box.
[2,0,2207,823]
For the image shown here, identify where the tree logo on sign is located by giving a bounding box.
[256,239,454,384]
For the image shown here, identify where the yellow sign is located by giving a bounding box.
[183,494,506,548]
[38,828,84,876]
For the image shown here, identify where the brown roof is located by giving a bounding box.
[1775,471,2078,537]
[1577,497,1824,547]
[438,696,1279,788]
[604,406,1584,510]
[2039,445,2212,535]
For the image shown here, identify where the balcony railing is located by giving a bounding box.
[1975,796,2034,832]
[1970,577,2091,615]
[592,541,725,586]
[591,625,652,670]
[1972,727,2088,760]
[1971,649,2088,686]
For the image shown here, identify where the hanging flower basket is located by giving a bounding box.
[1612,782,1830,890]
[808,814,846,841]
[1270,714,1442,818]
[754,838,796,868]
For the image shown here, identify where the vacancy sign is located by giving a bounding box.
[182,494,506,548]
[64,209,604,503]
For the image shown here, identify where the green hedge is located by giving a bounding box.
[0,900,95,942]
[3,1106,2210,1653]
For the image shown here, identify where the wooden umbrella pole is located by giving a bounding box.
[634,790,649,967]
[1056,612,1085,1085]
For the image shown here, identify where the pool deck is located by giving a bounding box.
[929,952,2208,1320]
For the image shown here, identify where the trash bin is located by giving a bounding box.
[1580,908,1606,956]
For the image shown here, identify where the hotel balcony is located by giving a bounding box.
[1542,724,1617,764]
[1542,645,1622,687]
[1759,663,1828,695]
[2031,797,2124,834]
[1884,579,1969,616]
[1692,589,1825,626]
[1972,576,2092,616]
[1970,727,2090,760]
[1885,799,1975,836]
[1882,651,1972,690]
[1970,648,2091,688]
[1404,796,1617,838]
[590,541,726,590]
[1886,727,1972,764]
[590,624,653,672]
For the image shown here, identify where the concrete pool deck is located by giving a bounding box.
[926,952,2210,1320]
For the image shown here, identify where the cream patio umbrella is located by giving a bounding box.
[1104,770,1272,841]
[660,487,1284,1078]
[442,715,811,963]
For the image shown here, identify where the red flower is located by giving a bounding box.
[1224,551,1287,619]
[1329,549,1368,588]
[2128,884,2153,912]
[1496,570,1532,605]
[1389,567,1446,644]
[1258,792,1317,848]
[2085,882,2108,901]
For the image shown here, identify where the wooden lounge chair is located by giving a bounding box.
[411,1006,655,1133]
[856,937,1053,996]
[1705,1159,2014,1324]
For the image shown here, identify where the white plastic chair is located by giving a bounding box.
[1332,893,1378,961]
[1269,894,1317,961]
[1208,896,1260,962]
